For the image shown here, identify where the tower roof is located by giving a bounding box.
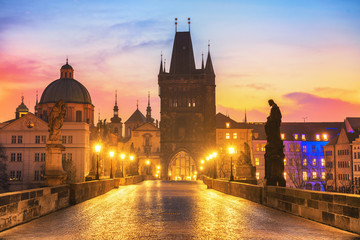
[169,31,196,74]
[125,109,146,124]
[205,50,215,75]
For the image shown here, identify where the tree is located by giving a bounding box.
[0,144,9,192]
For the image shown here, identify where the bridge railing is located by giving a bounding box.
[202,176,360,234]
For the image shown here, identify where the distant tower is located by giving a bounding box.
[16,95,29,119]
[146,92,154,123]
[110,90,123,137]
[158,19,216,180]
[34,90,38,115]
[244,109,247,123]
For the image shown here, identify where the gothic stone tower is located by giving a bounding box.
[158,24,216,180]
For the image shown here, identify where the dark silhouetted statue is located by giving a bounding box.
[264,99,286,187]
[48,99,66,142]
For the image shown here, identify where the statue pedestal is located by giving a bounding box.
[264,143,286,187]
[45,141,66,186]
[236,166,257,184]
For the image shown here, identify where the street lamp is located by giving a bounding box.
[95,144,101,180]
[109,151,114,179]
[229,147,235,181]
[120,153,125,178]
[212,152,218,179]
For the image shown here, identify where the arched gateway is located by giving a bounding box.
[168,151,197,180]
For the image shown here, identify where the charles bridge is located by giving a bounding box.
[0,176,360,239]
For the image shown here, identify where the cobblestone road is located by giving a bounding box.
[0,181,359,239]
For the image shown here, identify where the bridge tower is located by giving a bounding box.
[158,19,216,180]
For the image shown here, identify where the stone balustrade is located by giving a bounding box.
[203,176,360,234]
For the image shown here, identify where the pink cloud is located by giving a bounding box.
[282,92,360,122]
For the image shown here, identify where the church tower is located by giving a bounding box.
[158,19,216,180]
[110,90,123,137]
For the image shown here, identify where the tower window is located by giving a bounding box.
[65,72,67,78]
[76,111,82,122]
[69,73,72,78]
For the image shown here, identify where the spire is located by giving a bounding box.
[201,52,204,70]
[111,90,122,123]
[164,59,166,72]
[136,100,139,109]
[66,56,68,64]
[159,53,163,74]
[205,40,215,75]
[146,91,153,123]
[244,109,247,123]
[188,18,191,32]
[34,90,38,114]
[175,18,178,32]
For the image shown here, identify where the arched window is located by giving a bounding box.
[114,127,118,133]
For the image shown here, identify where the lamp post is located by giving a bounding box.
[212,152,217,179]
[95,145,101,180]
[229,147,235,181]
[146,160,151,175]
[109,151,114,179]
[129,155,134,176]
[120,153,125,178]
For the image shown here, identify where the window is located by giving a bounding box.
[256,144,260,151]
[289,144,294,152]
[256,172,260,180]
[321,172,325,180]
[10,153,16,162]
[312,145,316,153]
[67,153,72,161]
[16,171,22,180]
[41,153,46,162]
[316,134,320,141]
[281,133,285,140]
[321,158,325,166]
[284,172,287,179]
[76,111,82,122]
[17,153,22,162]
[35,153,40,162]
[11,136,16,144]
[17,136,23,144]
[41,136,46,143]
[312,172,317,179]
[284,158,287,166]
[296,144,301,152]
[62,153,66,162]
[323,134,328,141]
[68,136,73,144]
[327,173,333,180]
[192,98,196,107]
[303,159,307,166]
[302,145,307,153]
[312,159,316,166]
[34,170,40,181]
[301,134,306,141]
[226,122,230,128]
[303,171,307,181]
[35,136,40,144]
[294,134,298,140]
[225,133,230,139]
[255,158,260,166]
[325,151,332,156]
[10,171,15,180]
[62,136,67,144]
[233,133,237,139]
[261,144,265,152]
[114,127,118,133]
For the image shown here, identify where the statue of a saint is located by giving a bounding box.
[48,100,66,141]
[265,99,282,142]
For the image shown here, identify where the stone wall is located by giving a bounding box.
[69,179,115,205]
[203,177,360,234]
[114,175,144,188]
[0,185,69,231]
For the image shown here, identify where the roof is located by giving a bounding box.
[125,109,146,124]
[169,31,196,74]
[61,63,73,70]
[345,117,360,133]
[39,78,92,105]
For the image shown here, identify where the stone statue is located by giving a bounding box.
[48,100,66,141]
[264,99,286,187]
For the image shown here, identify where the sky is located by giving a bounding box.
[0,0,360,123]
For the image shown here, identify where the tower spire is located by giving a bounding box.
[146,91,153,123]
[205,40,215,75]
[66,56,68,64]
[159,53,163,74]
[164,59,166,72]
[136,100,138,109]
[111,90,122,123]
[244,109,247,123]
[201,52,204,70]
[175,18,178,32]
[188,18,191,31]
[35,90,38,114]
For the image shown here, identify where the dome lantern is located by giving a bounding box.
[60,58,74,79]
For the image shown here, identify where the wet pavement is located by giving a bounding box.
[0,180,359,240]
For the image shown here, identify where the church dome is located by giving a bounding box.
[39,78,92,104]
[39,60,92,105]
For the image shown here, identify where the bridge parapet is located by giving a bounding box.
[0,185,69,231]
[203,177,360,234]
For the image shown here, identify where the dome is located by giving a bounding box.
[61,63,73,70]
[39,78,92,104]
